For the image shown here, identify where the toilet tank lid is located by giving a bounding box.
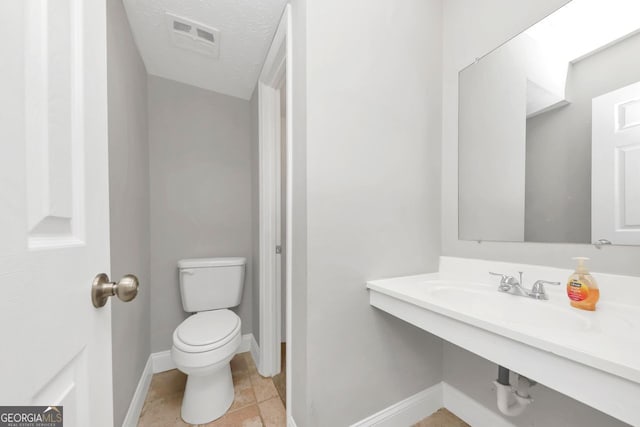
[178,257,247,269]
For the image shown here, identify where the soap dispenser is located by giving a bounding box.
[566,257,599,311]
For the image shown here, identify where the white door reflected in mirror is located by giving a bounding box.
[458,0,640,246]
[592,81,640,245]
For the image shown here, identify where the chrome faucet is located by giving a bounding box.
[489,272,560,300]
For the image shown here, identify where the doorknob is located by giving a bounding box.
[91,273,139,308]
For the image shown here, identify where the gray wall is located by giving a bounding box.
[292,1,445,425]
[148,76,254,352]
[106,0,150,424]
[290,1,309,423]
[459,38,528,241]
[525,32,640,244]
[442,0,640,425]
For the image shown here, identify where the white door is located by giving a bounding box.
[592,81,640,245]
[0,0,114,426]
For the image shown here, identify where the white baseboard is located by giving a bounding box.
[350,381,513,427]
[130,350,509,427]
[442,383,515,427]
[238,333,253,354]
[121,356,153,427]
[150,333,255,374]
[350,383,443,427]
[151,350,175,373]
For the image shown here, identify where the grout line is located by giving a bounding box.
[257,404,266,427]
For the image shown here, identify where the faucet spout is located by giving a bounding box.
[488,271,559,301]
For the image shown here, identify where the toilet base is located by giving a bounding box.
[180,364,234,424]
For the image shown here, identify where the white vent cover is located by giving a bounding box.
[165,12,220,58]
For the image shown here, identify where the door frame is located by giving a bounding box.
[257,1,291,407]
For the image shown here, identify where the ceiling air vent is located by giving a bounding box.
[173,21,192,33]
[196,29,215,43]
[165,12,220,58]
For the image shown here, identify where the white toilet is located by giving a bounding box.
[171,257,246,424]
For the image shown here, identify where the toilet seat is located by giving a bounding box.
[173,309,241,353]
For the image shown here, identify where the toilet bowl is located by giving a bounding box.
[171,309,242,424]
[171,256,246,424]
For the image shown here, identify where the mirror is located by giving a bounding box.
[458,0,640,246]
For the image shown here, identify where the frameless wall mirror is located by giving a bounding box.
[458,0,640,246]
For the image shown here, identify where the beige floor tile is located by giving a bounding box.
[138,391,190,427]
[146,369,187,402]
[271,370,286,407]
[138,351,284,427]
[230,353,249,377]
[249,372,279,403]
[412,408,470,427]
[243,352,258,374]
[258,397,286,427]
[239,351,280,403]
[229,371,257,412]
[232,367,251,387]
[202,404,264,427]
[241,351,278,403]
[272,344,286,407]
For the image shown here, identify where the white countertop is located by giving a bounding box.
[367,269,640,384]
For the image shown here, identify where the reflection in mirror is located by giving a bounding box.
[458,0,640,246]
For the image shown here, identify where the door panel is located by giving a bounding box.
[25,0,84,248]
[592,81,640,245]
[0,0,112,425]
[623,147,640,225]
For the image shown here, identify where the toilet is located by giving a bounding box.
[171,257,246,424]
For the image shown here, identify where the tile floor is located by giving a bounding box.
[271,343,286,405]
[137,346,467,427]
[413,408,470,427]
[138,351,285,427]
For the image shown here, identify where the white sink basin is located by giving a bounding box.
[425,283,592,332]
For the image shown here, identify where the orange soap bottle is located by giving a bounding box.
[566,257,599,311]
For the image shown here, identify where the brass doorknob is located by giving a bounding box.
[91,273,139,308]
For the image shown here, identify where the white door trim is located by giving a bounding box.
[257,2,291,399]
[282,6,293,421]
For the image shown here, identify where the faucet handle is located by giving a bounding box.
[489,272,518,291]
[489,271,522,284]
[530,280,561,300]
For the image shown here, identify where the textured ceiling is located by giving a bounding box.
[123,0,286,100]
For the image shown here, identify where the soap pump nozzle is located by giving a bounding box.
[572,256,589,273]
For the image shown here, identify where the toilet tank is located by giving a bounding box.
[177,257,246,312]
